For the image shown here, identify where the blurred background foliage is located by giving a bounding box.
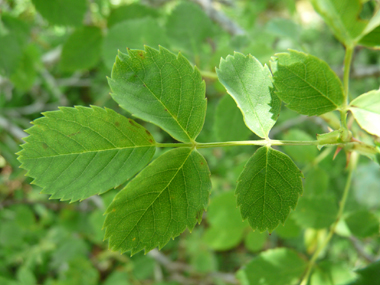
[0,0,380,284]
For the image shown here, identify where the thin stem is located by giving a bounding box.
[300,153,358,285]
[343,45,354,106]
[200,70,218,79]
[155,140,358,149]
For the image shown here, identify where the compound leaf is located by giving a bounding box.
[108,46,207,143]
[350,90,380,137]
[61,26,103,72]
[271,50,344,116]
[236,146,303,232]
[31,0,87,26]
[237,248,307,285]
[217,52,281,138]
[17,106,156,202]
[104,147,211,255]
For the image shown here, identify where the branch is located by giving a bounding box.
[0,116,26,140]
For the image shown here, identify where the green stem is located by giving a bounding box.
[343,45,354,106]
[300,152,358,285]
[200,70,218,79]
[155,140,358,149]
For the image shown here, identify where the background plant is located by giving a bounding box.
[1,0,380,285]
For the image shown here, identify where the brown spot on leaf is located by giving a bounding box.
[68,131,81,137]
[164,109,168,112]
[42,143,48,149]
[128,119,136,126]
[112,208,116,212]
[149,139,153,143]
[137,51,145,59]
[115,121,120,127]
[143,84,146,87]
[145,130,151,135]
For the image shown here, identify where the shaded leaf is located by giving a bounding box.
[274,213,301,239]
[244,230,267,252]
[345,210,379,238]
[237,248,307,285]
[108,46,207,143]
[108,3,159,27]
[217,52,281,138]
[293,195,338,229]
[359,26,380,48]
[350,90,380,137]
[18,106,155,202]
[60,26,103,72]
[214,95,251,141]
[349,261,380,285]
[31,0,87,26]
[236,147,303,232]
[271,50,344,116]
[104,148,211,255]
[310,0,366,46]
[102,18,168,69]
[166,2,214,56]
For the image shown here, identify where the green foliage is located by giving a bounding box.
[237,248,307,285]
[217,52,280,138]
[104,148,211,254]
[60,26,103,72]
[18,106,155,202]
[109,46,207,142]
[2,0,380,284]
[236,147,303,232]
[31,0,87,26]
[271,50,344,116]
[350,90,380,137]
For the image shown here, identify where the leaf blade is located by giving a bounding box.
[108,46,207,142]
[271,50,344,116]
[103,148,211,254]
[216,52,281,138]
[236,147,303,232]
[17,106,156,202]
[350,90,380,137]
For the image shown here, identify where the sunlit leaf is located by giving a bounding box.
[271,50,344,116]
[108,46,207,143]
[236,147,303,232]
[217,52,281,138]
[350,90,380,137]
[18,106,155,202]
[103,148,211,255]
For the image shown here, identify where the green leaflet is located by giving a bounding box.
[108,46,207,143]
[107,3,159,27]
[345,210,379,238]
[349,261,380,285]
[237,248,307,285]
[236,147,303,232]
[103,148,211,255]
[293,195,338,229]
[31,0,87,26]
[350,90,380,137]
[359,26,380,48]
[60,26,103,72]
[271,50,344,116]
[214,95,251,141]
[165,2,214,57]
[17,106,155,202]
[310,0,367,46]
[102,18,168,69]
[216,52,281,138]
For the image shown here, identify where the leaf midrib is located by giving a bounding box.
[114,149,193,250]
[21,145,154,160]
[124,54,194,142]
[281,62,339,107]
